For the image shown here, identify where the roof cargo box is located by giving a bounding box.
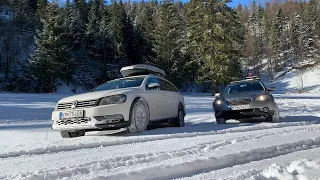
[120,64,166,77]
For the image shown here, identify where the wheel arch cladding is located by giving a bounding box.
[179,102,185,115]
[130,97,150,119]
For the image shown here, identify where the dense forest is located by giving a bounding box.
[0,0,319,93]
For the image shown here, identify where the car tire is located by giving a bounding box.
[127,99,150,133]
[266,106,280,123]
[216,118,226,124]
[60,130,85,138]
[170,105,185,127]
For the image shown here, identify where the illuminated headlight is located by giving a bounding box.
[256,95,269,101]
[99,95,127,105]
[215,100,224,105]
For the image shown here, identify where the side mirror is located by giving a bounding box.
[268,87,276,91]
[214,93,221,97]
[147,83,160,90]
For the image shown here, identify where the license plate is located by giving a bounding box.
[231,105,250,110]
[59,110,84,119]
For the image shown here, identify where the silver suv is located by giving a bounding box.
[213,78,280,124]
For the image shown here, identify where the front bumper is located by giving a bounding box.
[215,108,275,120]
[51,102,131,131]
[213,99,278,120]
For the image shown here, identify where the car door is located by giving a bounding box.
[167,81,180,117]
[158,78,178,118]
[144,77,165,121]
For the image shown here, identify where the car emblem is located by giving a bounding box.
[71,100,78,109]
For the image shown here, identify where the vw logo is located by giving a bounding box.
[71,100,78,109]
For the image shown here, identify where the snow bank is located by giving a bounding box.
[251,159,320,180]
[271,65,320,94]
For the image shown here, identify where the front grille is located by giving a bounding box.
[56,118,91,126]
[228,98,251,105]
[57,99,100,110]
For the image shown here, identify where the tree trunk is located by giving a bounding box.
[49,75,55,93]
[5,53,9,80]
[212,81,217,95]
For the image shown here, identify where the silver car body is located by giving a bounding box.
[51,74,185,131]
[213,79,280,122]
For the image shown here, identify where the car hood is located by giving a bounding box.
[223,91,269,101]
[58,87,140,103]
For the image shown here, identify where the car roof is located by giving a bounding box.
[229,79,261,85]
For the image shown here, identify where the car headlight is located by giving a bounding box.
[215,100,224,105]
[256,95,269,101]
[99,94,127,105]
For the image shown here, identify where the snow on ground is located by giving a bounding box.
[0,92,320,180]
[271,65,320,94]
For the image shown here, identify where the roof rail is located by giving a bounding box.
[245,76,261,80]
[230,76,261,84]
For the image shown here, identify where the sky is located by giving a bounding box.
[227,0,267,8]
[228,0,251,8]
[56,0,257,8]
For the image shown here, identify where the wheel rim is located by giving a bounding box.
[132,102,148,132]
[179,110,184,127]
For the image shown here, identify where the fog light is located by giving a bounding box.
[103,114,124,121]
[94,116,104,121]
[263,107,269,113]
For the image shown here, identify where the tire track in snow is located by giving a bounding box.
[109,136,320,180]
[0,121,318,159]
[2,125,320,180]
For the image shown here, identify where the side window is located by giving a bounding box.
[260,82,267,91]
[146,77,160,90]
[168,82,179,92]
[158,78,178,92]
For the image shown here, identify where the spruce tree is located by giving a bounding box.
[290,13,303,63]
[32,2,73,92]
[272,8,286,70]
[152,0,185,86]
[134,0,157,62]
[86,0,103,58]
[108,0,126,59]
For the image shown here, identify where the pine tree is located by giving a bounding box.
[301,0,319,61]
[134,0,157,62]
[108,0,126,58]
[27,0,38,11]
[272,8,287,70]
[185,0,204,81]
[72,0,88,22]
[86,0,103,58]
[290,13,303,63]
[32,2,73,93]
[152,0,185,86]
[66,0,87,50]
[187,0,241,93]
[14,0,35,31]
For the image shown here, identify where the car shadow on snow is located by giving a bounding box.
[94,120,263,137]
[274,96,320,100]
[95,115,320,137]
[0,122,52,130]
[280,115,320,123]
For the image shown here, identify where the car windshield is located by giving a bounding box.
[223,81,265,95]
[91,76,145,92]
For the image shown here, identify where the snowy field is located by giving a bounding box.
[1,93,320,180]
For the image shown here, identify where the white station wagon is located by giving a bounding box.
[52,64,185,138]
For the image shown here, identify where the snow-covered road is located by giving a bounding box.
[0,93,320,180]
